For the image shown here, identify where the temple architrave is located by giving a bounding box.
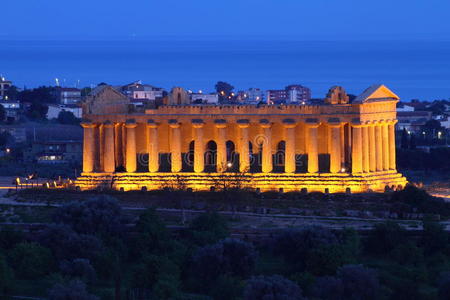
[76,84,407,193]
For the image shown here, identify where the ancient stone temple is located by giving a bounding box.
[76,84,407,192]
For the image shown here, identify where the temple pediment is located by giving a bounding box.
[354,84,399,103]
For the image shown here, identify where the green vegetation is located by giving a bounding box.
[0,189,450,299]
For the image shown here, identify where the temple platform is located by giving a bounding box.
[75,170,407,193]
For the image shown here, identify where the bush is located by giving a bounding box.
[243,275,305,300]
[0,254,13,293]
[48,279,99,300]
[365,222,408,255]
[311,276,344,300]
[8,242,53,279]
[438,272,450,300]
[0,229,24,250]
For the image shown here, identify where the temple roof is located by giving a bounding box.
[354,84,399,103]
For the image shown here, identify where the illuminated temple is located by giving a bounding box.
[76,84,407,192]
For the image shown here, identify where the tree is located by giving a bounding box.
[244,275,305,300]
[311,276,345,300]
[186,212,229,246]
[0,254,13,294]
[401,128,409,149]
[336,264,380,300]
[0,131,13,148]
[57,111,80,125]
[5,85,19,101]
[215,81,234,102]
[48,279,99,300]
[8,242,53,279]
[438,272,450,300]
[191,238,257,285]
[60,258,96,284]
[53,196,125,237]
[80,87,92,97]
[409,133,417,149]
[38,224,102,261]
[365,222,408,256]
[0,104,6,123]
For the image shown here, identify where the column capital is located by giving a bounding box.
[237,119,250,128]
[125,119,137,129]
[81,120,97,129]
[147,119,158,128]
[103,120,114,128]
[387,119,398,125]
[351,118,363,128]
[214,119,227,129]
[283,118,296,128]
[327,117,342,128]
[192,119,205,128]
[168,119,180,129]
[260,119,272,129]
[305,118,320,128]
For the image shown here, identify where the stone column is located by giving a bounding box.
[125,119,137,173]
[305,119,319,173]
[81,121,96,173]
[103,121,115,173]
[382,121,390,171]
[147,120,159,172]
[368,123,376,172]
[362,124,370,173]
[328,118,341,173]
[114,123,123,169]
[215,119,227,172]
[351,121,363,174]
[192,119,205,173]
[375,122,383,171]
[237,119,250,173]
[260,119,273,173]
[169,120,182,173]
[283,119,296,173]
[388,120,397,170]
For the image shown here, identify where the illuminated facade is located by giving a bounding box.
[76,84,407,192]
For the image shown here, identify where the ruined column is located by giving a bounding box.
[375,122,383,171]
[103,121,115,173]
[260,120,273,173]
[81,121,96,173]
[283,119,296,173]
[328,118,341,174]
[388,120,397,170]
[125,119,137,173]
[215,119,227,173]
[169,120,182,173]
[382,121,390,171]
[305,119,319,173]
[368,123,376,172]
[351,121,363,174]
[193,120,205,173]
[237,119,250,173]
[147,120,159,172]
[362,124,370,173]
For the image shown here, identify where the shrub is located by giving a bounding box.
[0,254,13,293]
[244,275,305,300]
[365,222,408,255]
[186,213,229,246]
[438,272,450,300]
[60,258,96,283]
[337,264,380,300]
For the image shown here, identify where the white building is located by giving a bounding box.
[397,103,415,112]
[47,104,82,120]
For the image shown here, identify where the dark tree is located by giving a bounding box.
[8,242,53,279]
[336,264,380,300]
[438,272,450,300]
[48,279,99,300]
[0,255,13,294]
[409,133,416,149]
[5,85,19,101]
[244,275,305,300]
[38,224,102,261]
[311,276,345,300]
[215,81,235,102]
[401,128,409,149]
[57,111,80,125]
[186,212,229,246]
[53,196,125,237]
[0,104,6,123]
[365,221,407,255]
[191,238,257,284]
[80,87,92,97]
[60,258,96,284]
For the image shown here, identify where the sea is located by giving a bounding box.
[1,39,450,101]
